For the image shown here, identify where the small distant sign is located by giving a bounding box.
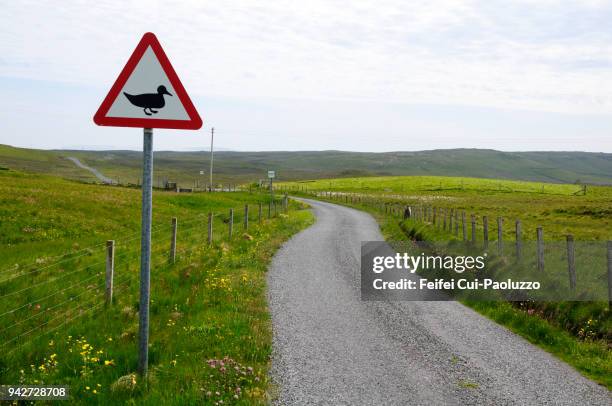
[268,171,275,179]
[199,170,204,175]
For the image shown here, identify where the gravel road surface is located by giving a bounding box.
[66,157,115,184]
[268,198,611,405]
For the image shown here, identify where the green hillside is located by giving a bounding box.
[2,144,612,186]
[0,168,312,403]
[0,145,98,182]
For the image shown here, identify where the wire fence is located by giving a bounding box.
[0,196,290,357]
[274,180,589,197]
[304,189,612,305]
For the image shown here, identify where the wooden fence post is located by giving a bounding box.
[449,209,454,232]
[454,211,459,237]
[537,227,544,271]
[244,205,249,230]
[515,220,522,261]
[607,241,612,309]
[258,203,262,223]
[497,217,503,255]
[208,212,213,245]
[462,212,467,241]
[229,209,234,238]
[443,209,447,231]
[433,207,437,227]
[170,217,177,264]
[566,235,576,290]
[483,216,489,249]
[105,240,114,306]
[471,214,476,243]
[268,200,272,219]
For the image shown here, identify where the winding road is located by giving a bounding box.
[267,198,610,405]
[66,157,115,184]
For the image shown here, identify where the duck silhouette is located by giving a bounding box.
[123,85,173,115]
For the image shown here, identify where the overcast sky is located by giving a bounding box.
[1,0,611,152]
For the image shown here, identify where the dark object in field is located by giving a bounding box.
[123,85,172,115]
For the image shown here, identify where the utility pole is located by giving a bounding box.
[209,127,214,192]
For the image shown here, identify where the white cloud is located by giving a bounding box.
[1,0,611,115]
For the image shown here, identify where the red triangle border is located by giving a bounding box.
[93,32,203,130]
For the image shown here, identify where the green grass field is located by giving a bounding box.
[2,157,611,397]
[279,175,612,240]
[283,175,612,388]
[0,169,313,404]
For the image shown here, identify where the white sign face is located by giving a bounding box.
[106,48,189,120]
[268,171,275,179]
[93,32,202,130]
[199,170,204,175]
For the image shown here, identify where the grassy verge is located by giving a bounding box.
[307,192,612,390]
[0,170,314,404]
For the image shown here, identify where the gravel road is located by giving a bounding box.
[66,157,115,184]
[267,198,611,405]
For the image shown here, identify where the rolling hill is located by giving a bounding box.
[1,144,612,186]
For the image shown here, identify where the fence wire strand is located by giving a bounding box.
[0,204,275,355]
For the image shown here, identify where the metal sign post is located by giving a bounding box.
[268,170,275,211]
[94,33,202,377]
[209,127,215,192]
[138,128,153,376]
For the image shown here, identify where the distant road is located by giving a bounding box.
[66,157,115,184]
[267,198,611,405]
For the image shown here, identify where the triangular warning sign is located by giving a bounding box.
[94,32,202,130]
